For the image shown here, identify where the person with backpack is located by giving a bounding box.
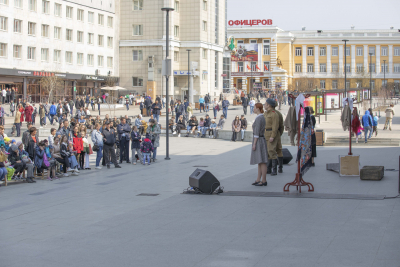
[49,102,57,125]
[199,96,205,113]
[204,94,210,112]
[140,133,153,165]
[372,112,379,137]
[361,110,373,143]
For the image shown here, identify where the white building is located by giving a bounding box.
[0,0,119,102]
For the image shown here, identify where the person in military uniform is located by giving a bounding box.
[263,98,279,176]
[274,102,284,173]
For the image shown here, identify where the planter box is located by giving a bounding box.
[360,166,384,181]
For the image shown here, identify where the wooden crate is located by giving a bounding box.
[195,103,200,110]
[233,100,237,106]
[315,131,325,146]
[360,166,384,180]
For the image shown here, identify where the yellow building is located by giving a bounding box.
[226,27,400,94]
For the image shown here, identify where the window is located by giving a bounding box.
[345,64,350,73]
[369,46,375,56]
[66,6,73,18]
[394,64,400,73]
[174,25,179,37]
[332,47,338,56]
[332,80,338,89]
[14,0,22,8]
[346,81,350,89]
[238,62,243,72]
[132,50,142,61]
[98,14,104,25]
[320,63,326,73]
[263,61,270,71]
[77,9,84,21]
[65,51,72,64]
[66,29,72,41]
[345,47,350,56]
[356,47,363,56]
[320,80,325,89]
[132,77,143,86]
[13,45,21,58]
[13,19,22,33]
[133,24,143,35]
[250,40,257,44]
[251,61,257,71]
[0,17,7,31]
[77,53,83,65]
[54,27,61,40]
[27,47,35,60]
[0,43,7,57]
[107,37,113,48]
[107,57,113,68]
[307,47,313,56]
[41,48,48,61]
[88,33,94,45]
[54,3,61,16]
[295,47,301,56]
[107,16,113,28]
[395,47,400,56]
[202,49,207,59]
[133,0,143,10]
[202,72,207,80]
[356,63,363,73]
[202,21,207,31]
[41,24,49,37]
[174,51,178,62]
[42,0,49,14]
[332,63,338,73]
[381,47,387,56]
[371,81,375,90]
[237,40,244,44]
[87,54,94,66]
[54,49,61,63]
[28,22,36,35]
[77,31,83,43]
[29,0,36,11]
[203,0,207,10]
[98,55,103,67]
[88,12,94,23]
[263,41,270,55]
[381,64,388,73]
[0,0,7,3]
[307,64,313,72]
[369,63,375,73]
[174,0,179,12]
[98,35,104,46]
[320,47,326,56]
[295,64,301,72]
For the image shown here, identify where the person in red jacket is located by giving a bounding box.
[25,103,33,123]
[71,126,83,169]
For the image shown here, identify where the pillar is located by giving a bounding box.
[23,77,27,100]
[314,45,319,75]
[327,45,331,73]
[351,45,356,75]
[389,45,393,74]
[302,45,307,75]
[376,45,381,74]
[339,45,343,74]
[364,45,368,73]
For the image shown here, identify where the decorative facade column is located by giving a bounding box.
[376,45,381,74]
[364,45,369,73]
[326,45,331,73]
[339,45,344,74]
[389,45,393,74]
[23,77,27,100]
[351,45,356,75]
[314,45,319,75]
[302,45,307,75]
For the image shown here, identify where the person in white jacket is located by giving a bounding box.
[384,104,395,130]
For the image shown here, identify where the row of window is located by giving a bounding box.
[295,46,400,57]
[0,43,113,67]
[294,63,400,73]
[171,21,207,37]
[0,0,113,27]
[295,80,399,90]
[131,0,208,12]
[0,18,113,47]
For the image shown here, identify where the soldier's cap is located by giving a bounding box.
[266,98,276,106]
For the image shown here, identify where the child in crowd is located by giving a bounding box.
[4,137,11,152]
[81,131,90,170]
[131,126,142,165]
[140,134,153,165]
[373,113,379,137]
[197,117,204,137]
[208,120,217,138]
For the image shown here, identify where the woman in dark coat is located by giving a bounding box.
[26,127,37,161]
[130,126,142,164]
[8,144,26,179]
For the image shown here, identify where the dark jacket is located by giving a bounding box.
[242,98,248,107]
[102,127,116,146]
[176,104,185,114]
[8,150,20,165]
[131,131,141,149]
[188,119,198,127]
[144,98,152,108]
[34,146,45,169]
[60,142,70,158]
[203,117,211,128]
[240,118,247,129]
[177,119,186,128]
[117,123,131,141]
[75,100,81,109]
[85,95,90,103]
[151,103,162,115]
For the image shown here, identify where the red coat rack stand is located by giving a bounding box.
[283,94,314,193]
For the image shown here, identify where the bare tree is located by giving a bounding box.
[39,74,64,103]
[293,76,315,92]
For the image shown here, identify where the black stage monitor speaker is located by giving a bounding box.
[282,148,293,164]
[189,169,220,194]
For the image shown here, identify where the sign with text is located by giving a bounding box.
[228,19,273,27]
[173,70,200,76]
[231,72,264,77]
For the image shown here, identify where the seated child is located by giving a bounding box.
[208,120,217,138]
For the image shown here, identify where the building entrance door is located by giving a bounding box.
[263,79,270,89]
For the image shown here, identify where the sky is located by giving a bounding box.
[227,0,400,31]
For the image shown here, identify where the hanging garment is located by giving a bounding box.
[297,106,313,177]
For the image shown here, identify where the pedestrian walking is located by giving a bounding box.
[14,108,21,137]
[384,104,394,130]
[130,126,142,164]
[242,96,248,115]
[249,98,255,115]
[151,101,162,123]
[117,118,131,164]
[146,119,160,162]
[204,94,210,112]
[102,121,121,169]
[372,113,379,137]
[250,103,268,186]
[10,100,15,117]
[362,110,373,143]
[222,97,230,119]
[352,108,362,144]
[0,103,5,126]
[91,123,103,169]
[212,98,219,119]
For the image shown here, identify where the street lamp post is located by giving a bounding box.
[369,53,373,108]
[186,49,191,104]
[161,7,174,160]
[342,40,349,97]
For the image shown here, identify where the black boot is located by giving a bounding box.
[278,157,283,173]
[267,160,272,174]
[271,159,278,176]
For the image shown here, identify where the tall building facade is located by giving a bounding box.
[227,26,400,95]
[0,0,119,102]
[119,0,226,101]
